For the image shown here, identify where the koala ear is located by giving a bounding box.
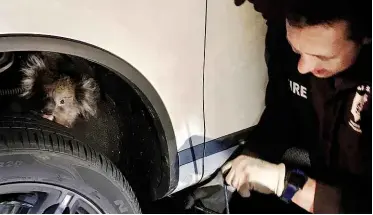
[20,55,46,98]
[75,75,100,119]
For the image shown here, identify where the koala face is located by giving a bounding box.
[42,78,80,127]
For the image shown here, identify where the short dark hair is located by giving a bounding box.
[285,0,371,43]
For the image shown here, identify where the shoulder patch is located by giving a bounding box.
[349,85,371,133]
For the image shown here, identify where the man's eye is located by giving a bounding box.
[318,56,331,61]
[60,99,65,105]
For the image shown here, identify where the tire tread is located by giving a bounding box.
[0,114,141,213]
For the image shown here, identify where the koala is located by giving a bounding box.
[20,52,100,128]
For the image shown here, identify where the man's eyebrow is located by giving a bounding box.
[286,36,334,59]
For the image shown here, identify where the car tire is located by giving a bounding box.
[0,113,141,214]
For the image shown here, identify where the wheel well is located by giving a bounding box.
[92,61,170,204]
[0,35,179,202]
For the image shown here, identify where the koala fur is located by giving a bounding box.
[20,52,100,128]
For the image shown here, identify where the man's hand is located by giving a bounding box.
[222,155,286,198]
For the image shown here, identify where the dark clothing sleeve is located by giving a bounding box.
[313,53,372,213]
[314,101,372,214]
[242,20,298,163]
[339,96,371,213]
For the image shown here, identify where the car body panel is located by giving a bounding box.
[175,1,268,192]
[0,0,268,195]
[0,0,206,151]
[204,0,267,139]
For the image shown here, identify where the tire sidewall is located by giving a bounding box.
[0,151,139,214]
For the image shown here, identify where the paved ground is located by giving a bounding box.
[145,189,309,213]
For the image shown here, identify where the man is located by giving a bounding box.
[224,0,372,213]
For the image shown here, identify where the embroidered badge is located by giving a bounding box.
[349,85,370,133]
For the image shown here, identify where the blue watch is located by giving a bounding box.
[280,169,308,203]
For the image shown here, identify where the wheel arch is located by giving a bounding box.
[0,34,179,199]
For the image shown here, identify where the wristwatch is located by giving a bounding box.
[280,169,308,203]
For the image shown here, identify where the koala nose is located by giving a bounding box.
[42,98,56,115]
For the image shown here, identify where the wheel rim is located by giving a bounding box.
[0,183,102,214]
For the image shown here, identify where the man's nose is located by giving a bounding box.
[297,55,317,74]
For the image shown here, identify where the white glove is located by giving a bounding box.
[222,155,286,198]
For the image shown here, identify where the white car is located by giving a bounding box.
[0,0,267,213]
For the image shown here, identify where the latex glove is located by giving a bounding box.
[222,155,286,198]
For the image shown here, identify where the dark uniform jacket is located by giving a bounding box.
[244,18,372,213]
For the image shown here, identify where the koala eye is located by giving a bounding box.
[60,99,65,105]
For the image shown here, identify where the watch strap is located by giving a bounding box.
[280,169,307,203]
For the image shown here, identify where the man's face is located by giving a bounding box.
[286,20,360,78]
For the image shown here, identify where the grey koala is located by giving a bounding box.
[20,52,100,128]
